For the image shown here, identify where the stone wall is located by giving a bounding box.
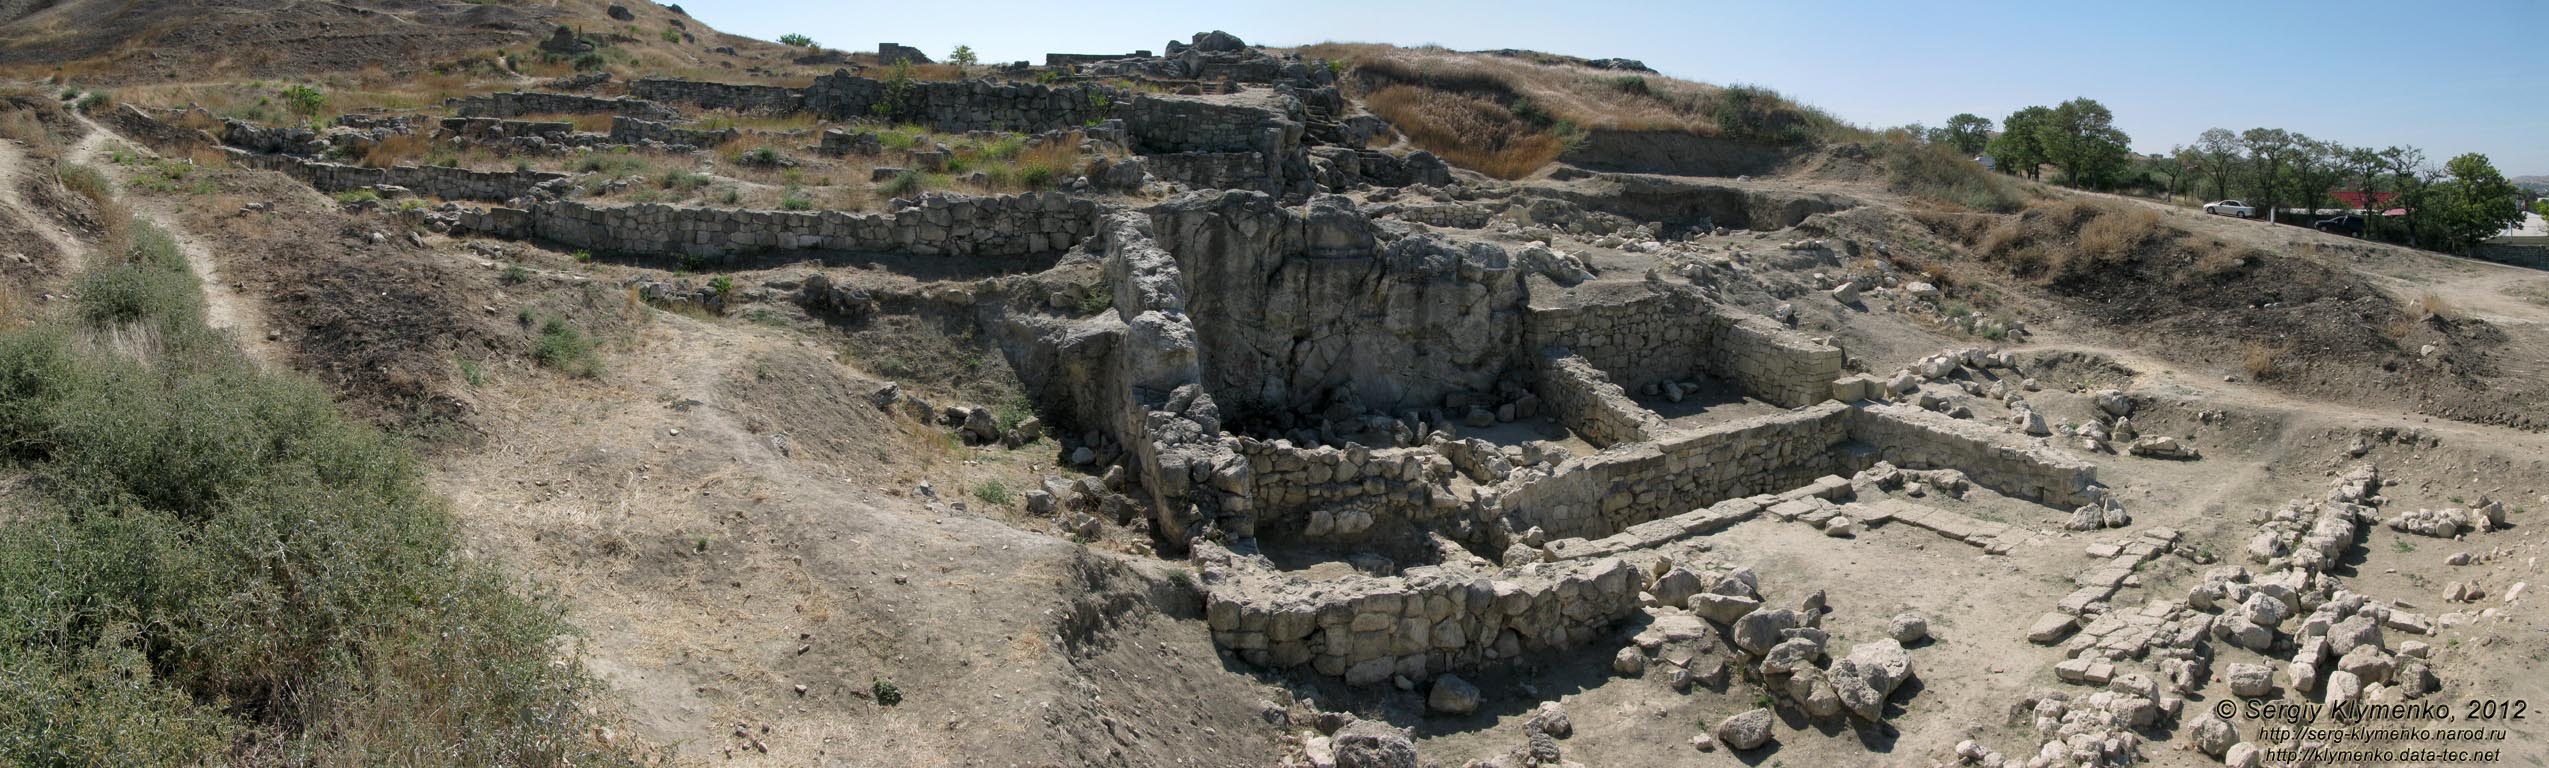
[1235,439,1459,538]
[1201,546,1643,684]
[1703,313,1845,408]
[229,152,566,202]
[1843,404,2101,507]
[1524,288,1710,392]
[1095,212,1255,545]
[1120,91,1301,157]
[447,91,681,120]
[607,116,739,148]
[1533,350,1662,449]
[453,191,1099,259]
[1137,151,1277,194]
[1045,51,1151,67]
[628,77,807,114]
[440,117,577,141]
[1371,201,1494,229]
[1494,402,1856,541]
[802,72,1124,133]
[818,128,882,156]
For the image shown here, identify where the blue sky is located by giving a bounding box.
[676,0,2549,176]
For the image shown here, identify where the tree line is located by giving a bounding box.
[1906,100,2526,253]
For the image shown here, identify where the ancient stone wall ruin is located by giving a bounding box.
[1234,439,1459,537]
[1493,403,1856,541]
[1200,544,1643,685]
[1704,314,1845,408]
[628,77,808,114]
[1533,351,1661,449]
[450,192,1100,259]
[1842,404,2102,507]
[1525,287,1842,409]
[802,72,1124,133]
[606,116,740,148]
[447,91,681,120]
[1524,289,1709,392]
[226,151,567,202]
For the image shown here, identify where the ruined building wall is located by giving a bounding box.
[606,116,740,148]
[447,91,682,120]
[628,77,808,114]
[1523,289,1710,392]
[227,151,566,202]
[1843,404,2102,507]
[1234,439,1462,538]
[451,192,1100,259]
[1532,350,1663,449]
[1494,402,1856,541]
[1702,313,1845,408]
[1096,212,1256,544]
[802,73,1124,133]
[1203,549,1643,685]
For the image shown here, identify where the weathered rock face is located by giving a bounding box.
[1148,191,1527,422]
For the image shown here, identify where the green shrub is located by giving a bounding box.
[55,164,113,206]
[72,223,200,329]
[333,188,380,204]
[872,679,903,706]
[878,169,928,197]
[779,194,813,211]
[71,91,111,113]
[500,264,532,285]
[708,275,734,296]
[971,479,1013,506]
[1076,288,1113,316]
[530,315,604,378]
[0,209,618,763]
[779,33,815,48]
[279,84,326,117]
[660,169,709,191]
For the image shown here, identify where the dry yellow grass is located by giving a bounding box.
[359,132,435,168]
[1290,43,1850,179]
[2242,341,2285,379]
[1360,85,1563,179]
[2418,291,2453,319]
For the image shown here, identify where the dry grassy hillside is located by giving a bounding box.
[0,0,806,86]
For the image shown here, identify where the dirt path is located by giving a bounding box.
[68,118,287,367]
[0,139,89,275]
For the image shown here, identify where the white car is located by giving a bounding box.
[2204,200,2256,218]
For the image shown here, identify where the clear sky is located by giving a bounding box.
[675,0,2549,176]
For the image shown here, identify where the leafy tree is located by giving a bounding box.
[950,45,978,73]
[2240,128,2298,217]
[1929,113,1993,156]
[1989,106,2052,180]
[2168,145,2205,199]
[2429,153,2523,252]
[2192,128,2244,201]
[2285,136,2350,213]
[2038,97,2132,189]
[2378,146,2436,245]
[280,84,326,118]
[778,33,815,48]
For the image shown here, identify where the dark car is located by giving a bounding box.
[2314,214,2365,236]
